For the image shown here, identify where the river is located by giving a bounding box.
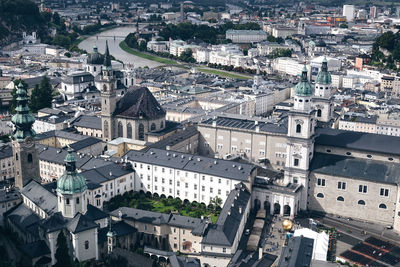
[78,25,163,68]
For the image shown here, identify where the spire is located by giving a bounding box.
[294,65,313,97]
[11,82,36,141]
[316,56,331,85]
[57,147,87,195]
[65,146,77,173]
[103,41,112,68]
[301,65,308,82]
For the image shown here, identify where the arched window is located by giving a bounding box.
[138,123,144,141]
[15,153,18,161]
[160,121,164,129]
[317,109,322,117]
[104,121,109,138]
[66,198,70,205]
[296,124,301,133]
[27,154,32,163]
[379,203,387,209]
[337,196,344,202]
[76,197,80,204]
[358,200,365,205]
[127,123,132,139]
[117,122,123,138]
[131,78,134,85]
[103,84,107,91]
[84,241,89,250]
[125,78,127,85]
[151,123,156,131]
[317,193,324,198]
[94,66,96,72]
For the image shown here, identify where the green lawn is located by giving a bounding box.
[119,41,180,65]
[197,68,252,80]
[106,191,220,223]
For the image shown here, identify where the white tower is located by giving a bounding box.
[107,220,116,254]
[284,66,315,211]
[313,57,333,123]
[57,147,88,218]
[123,63,136,88]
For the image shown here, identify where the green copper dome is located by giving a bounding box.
[316,57,331,85]
[11,82,36,141]
[57,147,87,195]
[294,66,313,97]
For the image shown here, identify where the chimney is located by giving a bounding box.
[258,246,263,260]
[166,145,171,150]
[256,126,260,132]
[239,206,242,214]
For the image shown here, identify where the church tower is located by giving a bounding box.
[57,147,88,218]
[100,41,116,142]
[313,57,333,123]
[284,66,315,211]
[107,221,116,254]
[11,82,40,189]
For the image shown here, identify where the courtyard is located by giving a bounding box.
[105,191,221,223]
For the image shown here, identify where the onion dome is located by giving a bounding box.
[316,57,331,85]
[87,46,104,65]
[57,147,87,194]
[294,66,313,97]
[11,82,36,141]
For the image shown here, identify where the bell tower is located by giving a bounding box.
[11,82,40,189]
[57,147,88,218]
[284,66,315,211]
[100,41,116,142]
[313,56,333,123]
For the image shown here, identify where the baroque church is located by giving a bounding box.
[98,43,166,142]
[6,83,117,265]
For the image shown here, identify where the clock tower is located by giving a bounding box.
[284,66,315,211]
[11,82,40,189]
[100,41,117,142]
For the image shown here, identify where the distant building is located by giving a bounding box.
[343,5,355,22]
[226,30,268,44]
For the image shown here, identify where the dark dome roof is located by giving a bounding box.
[114,87,166,120]
[87,46,104,65]
[316,40,326,47]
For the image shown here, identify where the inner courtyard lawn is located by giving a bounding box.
[105,191,221,223]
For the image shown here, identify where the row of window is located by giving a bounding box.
[316,193,388,209]
[317,179,390,196]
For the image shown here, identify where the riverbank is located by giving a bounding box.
[197,68,252,80]
[119,41,180,65]
[120,41,252,79]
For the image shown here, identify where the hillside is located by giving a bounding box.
[0,0,48,46]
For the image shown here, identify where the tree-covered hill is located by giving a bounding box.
[371,31,400,70]
[0,0,48,45]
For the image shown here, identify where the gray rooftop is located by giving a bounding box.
[125,148,255,181]
[0,143,13,160]
[71,115,102,130]
[277,236,314,267]
[202,183,251,247]
[0,188,21,203]
[315,128,400,156]
[20,180,57,216]
[310,152,400,185]
[200,116,287,135]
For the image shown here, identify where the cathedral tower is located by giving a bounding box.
[100,41,117,142]
[313,57,333,123]
[11,82,40,189]
[284,66,315,211]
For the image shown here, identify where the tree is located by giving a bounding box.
[339,23,348,28]
[210,196,222,212]
[269,48,292,59]
[29,76,53,113]
[54,231,71,267]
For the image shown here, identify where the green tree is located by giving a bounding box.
[339,23,348,28]
[29,76,53,113]
[54,231,71,267]
[210,196,222,212]
[269,48,292,59]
